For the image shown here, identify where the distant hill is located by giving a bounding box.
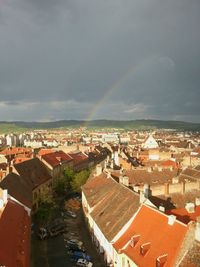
[0,119,200,133]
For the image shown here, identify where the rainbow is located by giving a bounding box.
[84,56,155,126]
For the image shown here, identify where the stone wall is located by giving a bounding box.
[147,181,200,196]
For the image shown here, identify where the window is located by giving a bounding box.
[130,235,140,247]
[140,242,151,256]
[156,254,168,267]
[127,260,131,267]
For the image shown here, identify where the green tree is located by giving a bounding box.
[70,169,90,192]
[53,176,67,195]
[34,187,56,225]
[39,186,54,206]
[63,167,75,190]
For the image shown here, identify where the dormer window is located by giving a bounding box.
[140,242,150,256]
[156,254,168,267]
[130,234,140,247]
[56,157,62,162]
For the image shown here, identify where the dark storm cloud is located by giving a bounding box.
[0,0,199,122]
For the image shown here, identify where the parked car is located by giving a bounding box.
[65,239,83,248]
[67,246,86,253]
[37,227,48,240]
[71,251,91,262]
[76,259,93,267]
[48,223,67,237]
[65,240,85,251]
[65,210,77,218]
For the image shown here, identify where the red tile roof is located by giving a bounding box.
[161,160,179,168]
[166,206,200,224]
[14,157,32,164]
[0,158,52,208]
[0,199,31,267]
[38,148,54,156]
[68,151,88,166]
[42,150,73,167]
[0,173,32,208]
[113,205,188,267]
[0,147,32,156]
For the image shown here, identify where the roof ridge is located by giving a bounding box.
[142,204,188,227]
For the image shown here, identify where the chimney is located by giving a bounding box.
[0,199,3,209]
[6,165,13,176]
[110,160,114,169]
[164,183,169,195]
[159,205,165,212]
[147,167,152,173]
[168,215,176,225]
[158,166,162,172]
[144,184,151,198]
[169,166,173,171]
[106,171,111,179]
[195,197,200,206]
[104,160,107,169]
[123,176,129,187]
[0,189,8,207]
[3,190,7,204]
[96,164,102,176]
[119,176,124,184]
[182,181,185,194]
[185,203,195,213]
[140,190,145,204]
[195,216,200,242]
[56,156,62,162]
[172,176,179,184]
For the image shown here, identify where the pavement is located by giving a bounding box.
[31,198,106,267]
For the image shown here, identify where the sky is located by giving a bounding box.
[0,0,199,122]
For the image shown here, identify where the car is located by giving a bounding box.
[66,210,77,218]
[76,258,93,267]
[65,243,80,251]
[67,247,86,253]
[66,239,83,247]
[37,227,48,240]
[48,223,67,237]
[71,251,91,262]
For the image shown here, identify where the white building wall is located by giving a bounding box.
[143,135,159,149]
[93,220,113,263]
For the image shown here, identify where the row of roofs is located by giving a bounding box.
[82,171,140,242]
[82,168,200,267]
[0,158,52,209]
[112,168,179,186]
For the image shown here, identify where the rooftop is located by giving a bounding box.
[41,150,73,167]
[83,172,140,241]
[113,205,188,267]
[0,199,31,267]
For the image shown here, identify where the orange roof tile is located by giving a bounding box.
[14,157,32,164]
[113,205,188,267]
[42,150,73,167]
[38,148,54,156]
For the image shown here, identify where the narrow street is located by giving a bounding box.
[31,198,106,267]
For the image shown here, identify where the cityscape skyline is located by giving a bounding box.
[0,0,200,122]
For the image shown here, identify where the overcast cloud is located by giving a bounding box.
[0,0,199,122]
